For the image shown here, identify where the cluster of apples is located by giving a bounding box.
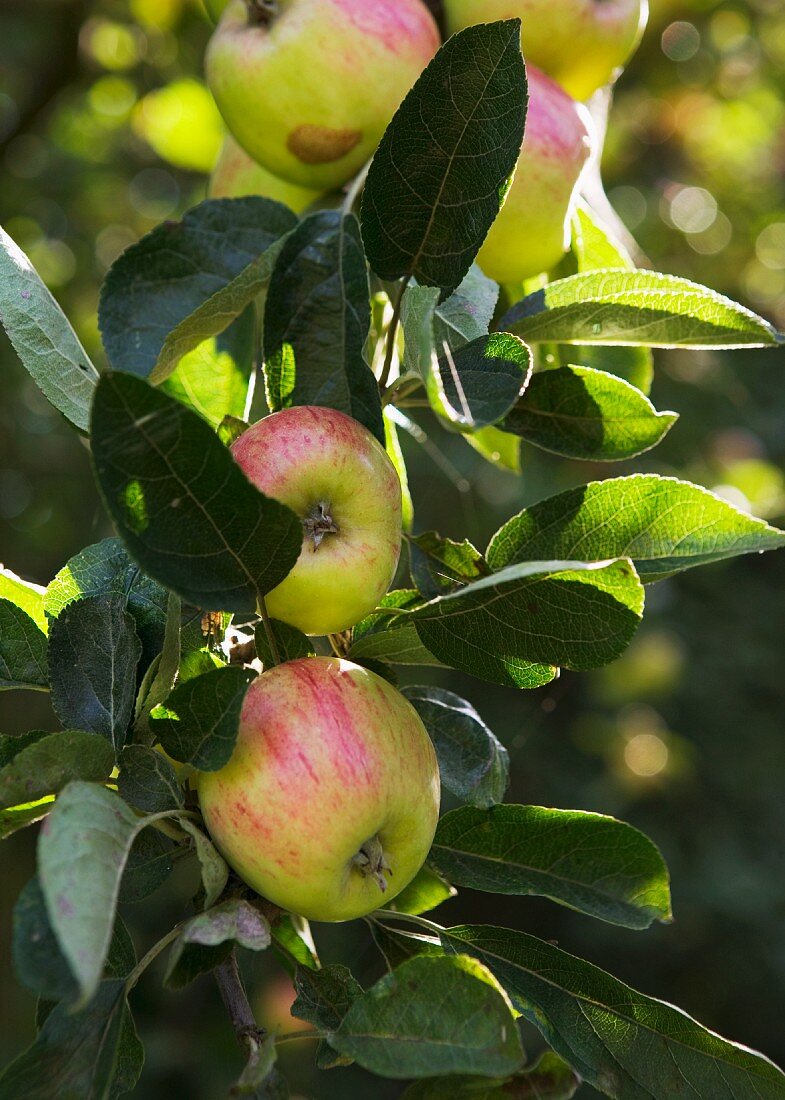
[195,0,648,924]
[204,0,647,282]
[198,405,441,922]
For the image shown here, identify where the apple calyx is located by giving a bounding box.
[302,501,339,550]
[352,834,392,893]
[245,0,278,26]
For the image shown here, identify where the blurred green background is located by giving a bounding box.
[2,0,785,1095]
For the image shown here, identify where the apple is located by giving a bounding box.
[197,657,441,921]
[232,405,402,635]
[205,0,440,190]
[209,134,323,213]
[443,0,647,102]
[477,65,594,284]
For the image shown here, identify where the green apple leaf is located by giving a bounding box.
[332,954,524,1079]
[0,567,47,633]
[402,686,509,808]
[442,925,785,1099]
[503,365,677,460]
[0,730,114,813]
[349,591,444,667]
[431,805,671,929]
[384,409,414,532]
[388,865,457,917]
[13,876,136,1003]
[160,305,255,428]
[0,225,99,432]
[465,424,522,473]
[0,599,48,692]
[0,801,54,840]
[264,210,383,443]
[292,964,363,1032]
[90,373,302,612]
[38,782,145,1006]
[98,197,297,383]
[231,1033,284,1098]
[408,559,643,688]
[165,898,270,989]
[254,619,315,668]
[149,665,256,770]
[48,594,142,753]
[499,269,782,348]
[133,592,182,741]
[217,414,250,448]
[0,979,143,1100]
[434,266,500,348]
[271,914,320,975]
[119,830,174,905]
[369,922,441,972]
[487,474,785,583]
[408,531,488,600]
[402,1051,581,1098]
[0,730,46,768]
[555,341,654,395]
[361,21,527,295]
[174,816,229,909]
[117,745,184,813]
[435,333,532,431]
[44,536,168,672]
[401,285,442,379]
[571,204,634,272]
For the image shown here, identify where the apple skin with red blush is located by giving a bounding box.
[197,657,441,922]
[231,405,402,636]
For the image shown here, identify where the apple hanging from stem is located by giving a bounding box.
[197,657,441,921]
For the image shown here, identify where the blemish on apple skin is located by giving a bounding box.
[287,125,362,166]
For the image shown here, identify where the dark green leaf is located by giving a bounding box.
[98,197,296,383]
[0,729,46,768]
[230,1033,285,1098]
[218,414,250,448]
[402,1051,581,1098]
[361,22,527,294]
[442,925,785,1099]
[0,226,99,432]
[0,979,142,1100]
[0,730,114,811]
[368,921,442,971]
[292,964,363,1032]
[0,599,48,691]
[409,532,488,600]
[332,954,524,1079]
[175,815,229,908]
[431,805,671,929]
[264,211,383,442]
[119,828,174,904]
[38,783,144,1005]
[500,269,781,348]
[165,899,270,989]
[48,595,141,752]
[0,567,47,632]
[409,559,643,688]
[45,537,168,672]
[503,365,676,460]
[254,620,314,668]
[90,373,302,612]
[160,306,255,428]
[435,333,531,431]
[133,592,181,741]
[402,687,508,807]
[349,590,443,667]
[554,341,654,395]
[487,475,785,583]
[388,865,456,916]
[434,266,500,349]
[117,745,183,812]
[150,665,256,770]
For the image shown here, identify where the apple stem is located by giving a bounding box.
[303,502,339,551]
[353,835,393,893]
[246,0,277,26]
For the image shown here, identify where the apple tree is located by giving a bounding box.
[1,5,785,1098]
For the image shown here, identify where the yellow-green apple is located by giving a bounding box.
[477,65,594,284]
[209,134,323,213]
[197,657,441,921]
[443,0,647,101]
[232,406,402,635]
[205,0,440,189]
